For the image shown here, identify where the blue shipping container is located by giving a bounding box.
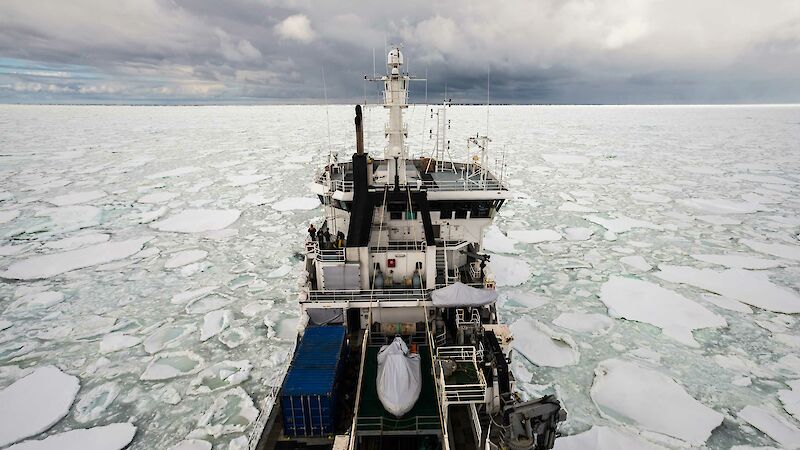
[281,326,346,437]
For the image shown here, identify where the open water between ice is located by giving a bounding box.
[0,104,799,449]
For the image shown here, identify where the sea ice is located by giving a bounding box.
[510,317,579,367]
[0,209,20,224]
[631,192,671,204]
[219,328,250,349]
[741,239,800,261]
[778,380,800,422]
[194,387,258,437]
[169,440,212,450]
[678,198,766,214]
[48,190,105,206]
[483,225,519,253]
[140,351,205,381]
[1,237,153,280]
[200,309,233,341]
[73,381,120,423]
[738,406,800,448]
[558,203,598,213]
[151,209,241,233]
[507,229,562,243]
[146,166,200,179]
[583,215,661,233]
[45,233,110,250]
[620,255,652,272]
[9,290,65,310]
[170,286,220,304]
[99,333,141,354]
[272,197,320,211]
[600,276,727,346]
[185,294,234,315]
[564,227,594,241]
[504,291,549,309]
[266,264,292,278]
[143,324,196,354]
[36,205,101,232]
[5,423,136,450]
[138,191,179,204]
[554,425,666,450]
[590,359,723,445]
[655,265,800,313]
[691,253,781,269]
[165,250,208,269]
[700,293,753,313]
[227,174,267,186]
[542,154,589,164]
[553,313,614,335]
[489,254,532,286]
[187,360,253,395]
[0,366,80,447]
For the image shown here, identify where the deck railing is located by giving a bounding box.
[305,288,428,303]
[355,414,440,433]
[434,346,487,405]
[318,177,505,193]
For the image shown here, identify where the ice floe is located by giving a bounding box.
[554,425,666,450]
[655,265,800,313]
[272,197,320,211]
[186,294,234,315]
[47,190,105,206]
[99,333,141,354]
[738,405,800,448]
[143,324,196,354]
[140,351,205,381]
[600,276,726,346]
[584,215,661,233]
[193,387,258,437]
[700,293,753,313]
[620,255,652,272]
[138,191,179,204]
[187,360,252,395]
[691,253,781,269]
[558,203,598,213]
[553,313,614,335]
[6,423,136,450]
[0,209,20,224]
[227,174,267,186]
[590,359,723,445]
[563,227,594,241]
[200,309,233,341]
[8,290,65,310]
[45,233,110,250]
[777,381,800,420]
[146,166,200,179]
[0,366,80,447]
[73,381,120,423]
[170,286,220,305]
[1,237,153,280]
[631,192,671,204]
[741,239,800,261]
[36,205,101,232]
[510,317,579,367]
[169,440,212,450]
[151,209,240,233]
[507,229,562,243]
[483,225,519,253]
[542,154,589,164]
[679,197,767,214]
[165,249,208,269]
[488,254,532,286]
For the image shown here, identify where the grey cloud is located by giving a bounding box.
[0,0,799,104]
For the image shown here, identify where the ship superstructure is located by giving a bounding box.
[254,48,565,450]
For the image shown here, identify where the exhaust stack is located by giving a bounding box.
[355,104,364,155]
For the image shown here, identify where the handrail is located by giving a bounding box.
[348,328,370,450]
[247,338,298,450]
[317,177,506,193]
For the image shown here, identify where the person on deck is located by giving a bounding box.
[323,228,331,244]
[308,224,317,241]
[316,228,325,248]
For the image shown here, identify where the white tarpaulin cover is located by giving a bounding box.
[376,337,421,417]
[430,282,498,307]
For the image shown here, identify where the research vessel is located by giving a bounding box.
[252,48,565,450]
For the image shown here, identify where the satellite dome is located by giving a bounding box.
[387,48,404,66]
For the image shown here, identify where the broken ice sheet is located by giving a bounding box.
[0,366,80,447]
[590,359,723,446]
[510,317,579,367]
[600,276,726,347]
[192,387,258,438]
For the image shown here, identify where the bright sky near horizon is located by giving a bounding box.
[1,0,799,104]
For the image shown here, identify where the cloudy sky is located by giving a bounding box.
[1,0,799,104]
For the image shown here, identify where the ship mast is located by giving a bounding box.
[380,47,409,187]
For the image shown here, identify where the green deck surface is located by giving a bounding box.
[357,345,441,433]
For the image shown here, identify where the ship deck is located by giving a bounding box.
[356,345,441,435]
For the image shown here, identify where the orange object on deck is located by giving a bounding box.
[410,343,418,354]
